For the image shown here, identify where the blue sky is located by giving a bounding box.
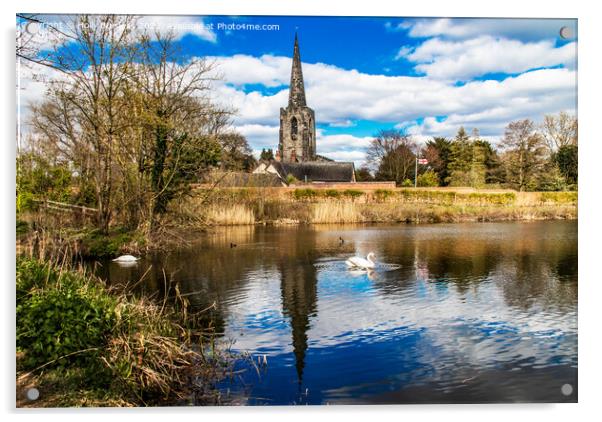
[18,15,578,165]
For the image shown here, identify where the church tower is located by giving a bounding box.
[279,34,316,162]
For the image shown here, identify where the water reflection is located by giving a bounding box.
[279,249,318,384]
[96,221,577,404]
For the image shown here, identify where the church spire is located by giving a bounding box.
[288,33,307,108]
[279,32,316,162]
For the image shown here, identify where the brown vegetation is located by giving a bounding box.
[180,187,577,226]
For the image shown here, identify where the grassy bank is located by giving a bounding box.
[16,258,229,407]
[182,187,577,226]
[16,188,577,259]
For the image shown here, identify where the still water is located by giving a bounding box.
[99,221,577,404]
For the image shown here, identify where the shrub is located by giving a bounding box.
[286,174,299,185]
[398,189,416,201]
[374,189,394,201]
[293,188,318,200]
[417,170,439,187]
[401,179,414,187]
[16,191,37,213]
[16,259,117,369]
[79,229,142,259]
[342,189,364,199]
[16,219,29,236]
[16,258,228,405]
[540,191,578,204]
[495,192,517,205]
[323,189,341,198]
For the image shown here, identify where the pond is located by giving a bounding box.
[97,220,578,405]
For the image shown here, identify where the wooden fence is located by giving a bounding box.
[34,199,98,222]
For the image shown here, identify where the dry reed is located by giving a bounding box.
[206,204,255,225]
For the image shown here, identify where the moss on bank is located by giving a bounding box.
[16,258,227,407]
[77,227,146,258]
[16,223,147,261]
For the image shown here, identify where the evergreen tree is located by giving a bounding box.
[535,161,567,191]
[424,137,452,186]
[260,148,275,161]
[553,144,578,186]
[474,139,504,185]
[447,127,486,187]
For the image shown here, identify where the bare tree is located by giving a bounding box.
[500,119,547,191]
[367,130,417,184]
[16,14,75,68]
[25,15,137,233]
[128,29,231,232]
[218,132,255,171]
[541,111,577,152]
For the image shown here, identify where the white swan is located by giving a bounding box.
[112,254,140,262]
[346,252,376,269]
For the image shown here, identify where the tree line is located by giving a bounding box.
[17,15,256,236]
[16,15,578,240]
[359,112,577,191]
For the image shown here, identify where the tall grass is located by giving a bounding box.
[311,202,361,223]
[206,204,255,225]
[181,187,576,226]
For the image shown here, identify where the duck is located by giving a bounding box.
[345,252,376,269]
[112,254,140,263]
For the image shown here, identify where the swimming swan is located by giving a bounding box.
[346,252,376,269]
[112,254,140,262]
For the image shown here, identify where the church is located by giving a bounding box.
[253,34,356,184]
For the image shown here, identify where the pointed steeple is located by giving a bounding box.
[288,33,307,108]
[279,32,316,162]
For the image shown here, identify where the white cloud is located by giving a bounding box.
[235,124,279,149]
[235,124,371,166]
[394,46,412,60]
[328,120,356,128]
[401,18,577,42]
[209,54,575,139]
[320,150,367,164]
[212,54,290,87]
[18,48,577,166]
[316,133,372,166]
[405,36,576,80]
[316,133,372,151]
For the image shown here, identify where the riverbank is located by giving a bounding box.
[16,188,577,259]
[183,187,577,226]
[16,258,230,407]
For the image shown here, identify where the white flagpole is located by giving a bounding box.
[414,156,418,188]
